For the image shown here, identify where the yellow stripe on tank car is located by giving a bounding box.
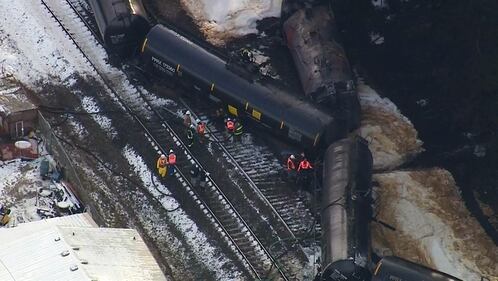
[245,102,249,110]
[176,64,181,72]
[252,109,261,121]
[228,105,238,116]
[313,133,320,147]
[280,121,284,129]
[140,38,148,53]
[373,262,382,275]
[210,83,215,92]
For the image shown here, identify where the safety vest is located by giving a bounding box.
[226,120,234,131]
[187,129,194,139]
[197,123,205,135]
[168,154,176,165]
[234,123,243,136]
[287,158,296,171]
[298,159,312,171]
[158,158,167,168]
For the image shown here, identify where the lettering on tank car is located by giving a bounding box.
[151,56,175,76]
[110,33,125,44]
[287,127,302,142]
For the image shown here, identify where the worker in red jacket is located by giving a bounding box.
[297,156,313,187]
[196,119,206,144]
[225,118,235,140]
[168,149,176,176]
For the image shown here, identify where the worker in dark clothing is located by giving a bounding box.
[183,111,192,128]
[196,119,206,144]
[297,157,313,187]
[286,154,297,182]
[240,48,254,63]
[168,149,176,176]
[187,125,195,147]
[190,165,201,187]
[199,170,209,192]
[233,121,244,142]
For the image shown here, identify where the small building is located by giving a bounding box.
[0,77,37,139]
[0,213,168,281]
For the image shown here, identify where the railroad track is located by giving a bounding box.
[40,0,292,279]
[179,100,321,240]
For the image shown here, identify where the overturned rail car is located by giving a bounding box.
[140,24,349,150]
[321,136,373,281]
[283,4,361,132]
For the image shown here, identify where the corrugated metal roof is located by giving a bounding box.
[59,227,168,281]
[0,213,96,241]
[0,227,90,281]
[0,214,167,280]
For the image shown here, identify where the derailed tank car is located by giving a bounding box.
[372,256,463,281]
[320,136,373,280]
[88,0,150,57]
[283,5,361,131]
[140,25,347,149]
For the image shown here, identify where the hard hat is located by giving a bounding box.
[185,111,190,115]
[290,154,295,159]
[169,149,174,153]
[160,154,166,159]
[190,124,195,129]
[227,117,231,121]
[196,119,200,123]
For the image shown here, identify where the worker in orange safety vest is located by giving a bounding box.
[168,150,176,176]
[225,118,235,140]
[196,119,206,144]
[286,154,297,182]
[156,154,168,178]
[297,157,313,187]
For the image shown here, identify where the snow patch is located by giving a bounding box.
[180,0,282,45]
[0,0,91,86]
[356,83,423,171]
[80,96,118,139]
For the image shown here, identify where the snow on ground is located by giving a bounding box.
[0,0,92,86]
[80,96,118,139]
[180,0,282,45]
[372,168,498,281]
[356,83,423,171]
[122,145,244,281]
[0,157,55,225]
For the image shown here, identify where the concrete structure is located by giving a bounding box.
[0,213,167,281]
[0,77,37,139]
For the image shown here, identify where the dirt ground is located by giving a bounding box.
[372,168,498,280]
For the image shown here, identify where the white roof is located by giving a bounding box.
[0,213,167,281]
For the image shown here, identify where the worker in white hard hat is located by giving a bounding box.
[156,154,168,178]
[196,118,206,144]
[286,154,297,182]
[184,111,192,128]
